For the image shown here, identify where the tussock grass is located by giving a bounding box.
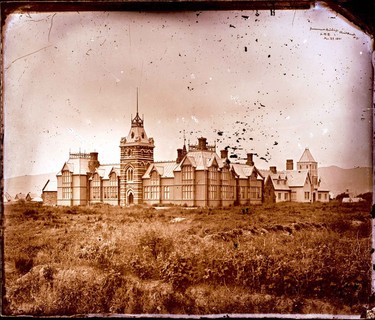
[3,200,372,315]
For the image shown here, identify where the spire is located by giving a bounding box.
[136,87,139,115]
[298,148,316,163]
[131,87,143,128]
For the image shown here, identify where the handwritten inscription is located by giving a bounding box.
[310,27,359,41]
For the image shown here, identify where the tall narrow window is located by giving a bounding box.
[62,170,72,199]
[109,173,118,198]
[127,167,134,182]
[221,168,229,199]
[164,186,170,200]
[182,165,193,181]
[182,165,193,200]
[91,174,101,200]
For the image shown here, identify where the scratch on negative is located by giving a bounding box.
[5,45,53,71]
[48,13,57,42]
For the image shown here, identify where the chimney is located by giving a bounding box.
[286,159,293,170]
[220,149,228,159]
[198,137,207,150]
[246,153,254,166]
[270,166,277,174]
[176,148,183,164]
[89,152,100,173]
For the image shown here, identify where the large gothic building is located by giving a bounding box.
[45,109,329,207]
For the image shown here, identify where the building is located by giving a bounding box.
[263,149,330,203]
[14,193,26,201]
[46,104,330,207]
[42,179,58,205]
[51,110,264,207]
[142,139,264,207]
[26,192,43,203]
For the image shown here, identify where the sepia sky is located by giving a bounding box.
[3,4,373,179]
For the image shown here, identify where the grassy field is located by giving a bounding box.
[2,200,372,316]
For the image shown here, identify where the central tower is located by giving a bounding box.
[119,92,154,206]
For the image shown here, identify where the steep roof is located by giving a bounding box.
[230,163,263,180]
[298,148,316,163]
[42,179,57,192]
[57,157,91,176]
[121,113,154,147]
[15,193,26,200]
[143,161,178,179]
[26,192,40,199]
[286,170,310,187]
[265,173,288,191]
[265,169,310,190]
[174,150,224,171]
[4,192,13,202]
[93,164,120,180]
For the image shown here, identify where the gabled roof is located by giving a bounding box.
[143,161,178,179]
[4,192,13,202]
[92,164,120,180]
[265,173,290,191]
[109,166,120,177]
[265,169,310,190]
[57,157,91,176]
[15,193,26,200]
[42,179,57,192]
[230,163,263,180]
[26,192,40,199]
[298,148,316,163]
[286,170,310,187]
[174,150,224,172]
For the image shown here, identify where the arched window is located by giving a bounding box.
[127,167,134,182]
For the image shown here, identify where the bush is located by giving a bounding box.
[15,256,33,275]
[138,230,173,260]
[161,252,197,291]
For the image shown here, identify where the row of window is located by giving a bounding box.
[62,187,72,199]
[143,185,238,201]
[277,192,289,201]
[182,166,234,182]
[318,193,328,200]
[278,191,328,201]
[62,171,72,184]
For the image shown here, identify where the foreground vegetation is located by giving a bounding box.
[3,200,372,316]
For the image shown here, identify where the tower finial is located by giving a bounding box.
[183,129,186,146]
[136,87,139,115]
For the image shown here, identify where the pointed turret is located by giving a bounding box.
[119,89,154,206]
[297,147,318,189]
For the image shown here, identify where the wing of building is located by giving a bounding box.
[263,153,330,204]
[44,108,329,207]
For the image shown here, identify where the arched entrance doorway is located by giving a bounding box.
[128,192,134,205]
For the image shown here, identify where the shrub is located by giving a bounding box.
[15,256,33,275]
[138,230,173,260]
[161,252,197,291]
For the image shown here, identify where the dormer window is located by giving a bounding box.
[142,132,145,139]
[131,132,134,139]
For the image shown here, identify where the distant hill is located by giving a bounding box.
[318,166,372,197]
[4,173,56,198]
